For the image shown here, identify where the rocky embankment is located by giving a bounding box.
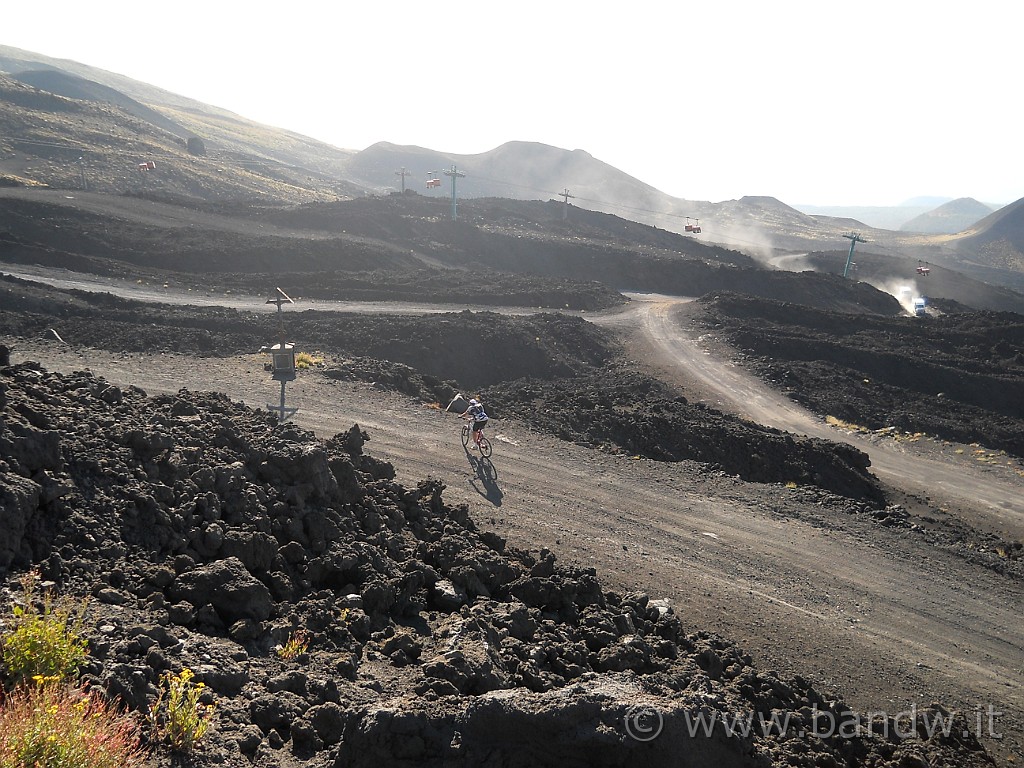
[0,360,993,767]
[0,275,886,503]
[697,293,1024,457]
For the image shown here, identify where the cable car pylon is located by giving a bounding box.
[443,165,466,221]
[395,167,412,193]
[559,188,575,221]
[842,232,868,278]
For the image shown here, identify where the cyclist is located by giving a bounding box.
[463,398,489,446]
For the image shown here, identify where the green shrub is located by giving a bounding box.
[294,351,323,370]
[148,668,215,752]
[1,574,89,685]
[0,682,147,768]
[275,628,309,661]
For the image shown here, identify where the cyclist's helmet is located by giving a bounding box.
[469,398,479,406]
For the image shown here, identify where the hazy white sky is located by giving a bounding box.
[4,1,1021,206]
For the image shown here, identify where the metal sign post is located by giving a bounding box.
[271,378,298,423]
[264,287,298,422]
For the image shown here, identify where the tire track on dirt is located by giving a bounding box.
[629,297,1024,540]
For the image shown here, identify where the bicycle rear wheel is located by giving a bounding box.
[478,436,492,458]
[461,424,470,447]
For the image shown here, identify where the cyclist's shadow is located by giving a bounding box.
[465,452,503,507]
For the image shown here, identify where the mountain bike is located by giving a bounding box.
[461,421,492,458]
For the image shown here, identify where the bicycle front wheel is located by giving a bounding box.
[461,424,470,447]
[479,437,492,458]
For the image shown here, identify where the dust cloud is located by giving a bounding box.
[704,223,778,264]
[866,278,920,315]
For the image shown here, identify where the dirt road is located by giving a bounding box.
[5,280,1022,761]
[625,297,1024,541]
[0,265,547,316]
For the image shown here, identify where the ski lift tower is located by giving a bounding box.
[559,188,575,221]
[443,165,466,221]
[842,232,867,278]
[395,166,412,193]
[264,287,298,422]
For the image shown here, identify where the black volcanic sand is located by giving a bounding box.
[695,293,1024,457]
[0,361,994,767]
[0,274,883,503]
[0,191,902,314]
[0,238,624,314]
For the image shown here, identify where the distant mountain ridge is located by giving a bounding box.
[1,43,1023,285]
[347,142,887,251]
[899,197,995,234]
[348,140,672,220]
[947,197,1024,275]
[794,204,934,230]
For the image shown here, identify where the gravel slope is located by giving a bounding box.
[8,325,1022,763]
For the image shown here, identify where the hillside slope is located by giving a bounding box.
[3,42,1023,289]
[899,197,994,234]
[0,44,363,199]
[791,250,1024,315]
[947,197,1024,273]
[0,187,908,315]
